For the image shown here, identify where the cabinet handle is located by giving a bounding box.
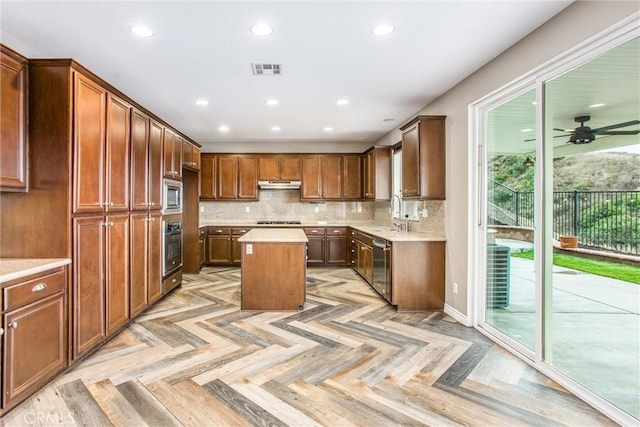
[32,283,47,292]
[151,202,155,206]
[311,230,318,233]
[9,321,18,329]
[172,279,177,283]
[216,229,223,233]
[0,327,3,336]
[333,230,340,233]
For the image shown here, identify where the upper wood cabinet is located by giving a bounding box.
[258,154,301,181]
[163,129,182,179]
[200,153,217,200]
[342,154,362,200]
[130,110,162,211]
[148,120,164,208]
[363,146,391,200]
[0,45,28,192]
[400,115,446,200]
[182,140,201,171]
[216,154,258,201]
[301,154,343,200]
[73,76,130,214]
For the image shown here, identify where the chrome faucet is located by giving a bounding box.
[391,194,402,231]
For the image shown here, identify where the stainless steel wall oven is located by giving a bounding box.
[162,218,182,276]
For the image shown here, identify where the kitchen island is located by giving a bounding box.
[238,228,308,311]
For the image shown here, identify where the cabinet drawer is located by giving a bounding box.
[304,228,325,236]
[349,245,358,258]
[357,232,373,247]
[231,227,251,235]
[349,228,358,238]
[4,269,66,311]
[326,227,347,236]
[163,268,182,294]
[209,227,231,235]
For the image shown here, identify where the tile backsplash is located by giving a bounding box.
[199,190,445,235]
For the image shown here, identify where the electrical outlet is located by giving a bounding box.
[421,208,429,218]
[315,206,319,213]
[200,206,204,213]
[453,282,459,294]
[245,206,250,213]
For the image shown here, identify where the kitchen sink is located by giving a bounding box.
[368,227,399,232]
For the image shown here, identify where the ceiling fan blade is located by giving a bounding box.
[591,120,640,133]
[596,130,640,135]
[553,128,568,132]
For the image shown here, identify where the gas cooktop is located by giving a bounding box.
[256,220,302,225]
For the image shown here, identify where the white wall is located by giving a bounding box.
[372,1,640,317]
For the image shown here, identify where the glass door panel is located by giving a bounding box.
[484,88,537,351]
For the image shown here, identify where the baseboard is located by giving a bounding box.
[444,304,472,326]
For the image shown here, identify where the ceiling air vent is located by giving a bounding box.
[251,63,282,76]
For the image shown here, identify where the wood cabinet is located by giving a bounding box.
[216,155,258,201]
[0,45,28,192]
[73,213,129,359]
[342,155,362,200]
[350,230,373,284]
[1,267,67,412]
[301,155,343,200]
[303,227,348,266]
[163,128,182,179]
[231,227,251,265]
[129,211,162,317]
[206,228,232,264]
[200,154,217,200]
[258,154,301,180]
[400,115,446,200]
[130,111,163,211]
[182,140,201,171]
[304,228,325,265]
[199,228,206,268]
[363,146,391,200]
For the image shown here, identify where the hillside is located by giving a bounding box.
[490,152,640,191]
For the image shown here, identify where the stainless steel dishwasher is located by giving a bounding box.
[372,237,392,302]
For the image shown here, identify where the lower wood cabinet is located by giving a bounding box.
[73,214,129,359]
[130,211,162,317]
[199,228,206,268]
[1,266,67,413]
[206,228,232,264]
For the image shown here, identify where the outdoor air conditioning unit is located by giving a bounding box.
[486,244,510,308]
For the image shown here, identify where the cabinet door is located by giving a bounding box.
[148,120,164,209]
[401,125,420,197]
[207,235,231,264]
[326,236,348,265]
[3,294,66,408]
[238,155,258,200]
[364,150,374,199]
[258,155,279,180]
[231,236,242,264]
[105,94,130,212]
[358,243,373,284]
[279,155,301,180]
[130,109,150,211]
[73,216,106,358]
[105,214,129,335]
[0,48,27,191]
[217,155,238,199]
[306,236,325,265]
[129,213,148,317]
[199,237,206,267]
[163,128,176,178]
[301,155,322,200]
[73,74,107,213]
[173,135,184,179]
[192,146,201,171]
[419,117,446,200]
[182,140,193,169]
[148,211,163,304]
[342,154,362,200]
[200,154,217,199]
[321,155,342,199]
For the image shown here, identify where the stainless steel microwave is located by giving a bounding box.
[162,178,183,214]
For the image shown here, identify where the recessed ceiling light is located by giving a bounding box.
[271,126,281,132]
[323,127,334,132]
[250,24,273,36]
[266,99,279,106]
[371,24,395,36]
[195,99,209,106]
[218,125,230,133]
[520,128,533,133]
[589,103,606,108]
[336,99,349,106]
[130,25,154,37]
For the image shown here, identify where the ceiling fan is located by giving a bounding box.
[555,115,640,144]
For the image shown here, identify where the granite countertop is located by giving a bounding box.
[237,228,309,243]
[200,221,445,242]
[0,258,72,284]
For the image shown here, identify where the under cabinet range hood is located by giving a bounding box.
[258,180,301,190]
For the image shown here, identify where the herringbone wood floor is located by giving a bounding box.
[2,267,614,426]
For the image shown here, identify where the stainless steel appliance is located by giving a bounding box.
[162,178,183,214]
[163,218,182,276]
[372,237,392,302]
[258,180,301,190]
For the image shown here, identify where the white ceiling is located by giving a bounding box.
[1,1,574,151]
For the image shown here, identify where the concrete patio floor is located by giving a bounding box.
[485,239,640,419]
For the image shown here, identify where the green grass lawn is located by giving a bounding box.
[511,250,640,285]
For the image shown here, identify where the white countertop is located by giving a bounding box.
[200,221,445,242]
[238,228,309,243]
[0,258,71,284]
